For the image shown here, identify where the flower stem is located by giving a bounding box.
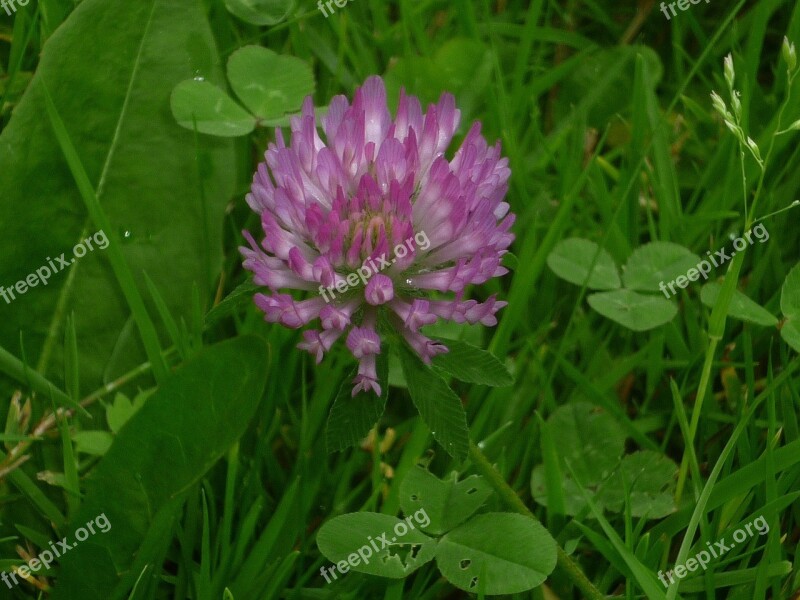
[675,68,797,502]
[468,440,606,600]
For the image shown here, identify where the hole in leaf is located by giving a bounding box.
[410,545,421,559]
[410,494,418,501]
[469,576,479,589]
[460,559,471,569]
[381,555,390,564]
[466,487,478,494]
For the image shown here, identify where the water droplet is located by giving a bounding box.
[120,228,133,242]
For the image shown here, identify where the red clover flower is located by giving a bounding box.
[241,76,514,395]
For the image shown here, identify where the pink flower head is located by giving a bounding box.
[241,76,514,395]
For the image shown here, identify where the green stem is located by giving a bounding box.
[675,68,798,502]
[468,440,606,600]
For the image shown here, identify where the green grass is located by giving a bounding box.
[0,0,799,598]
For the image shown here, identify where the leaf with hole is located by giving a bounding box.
[622,242,701,292]
[700,283,778,327]
[588,289,677,331]
[317,512,437,578]
[227,46,315,121]
[547,238,620,290]
[435,513,556,594]
[399,466,493,535]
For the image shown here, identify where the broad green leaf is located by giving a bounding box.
[597,451,678,519]
[398,344,469,462]
[50,336,269,600]
[431,337,513,387]
[223,0,295,25]
[547,238,621,290]
[316,512,437,578]
[700,283,778,327]
[622,242,702,293]
[170,80,256,137]
[326,350,389,452]
[588,289,677,331]
[435,513,557,594]
[0,0,235,394]
[399,466,493,535]
[227,46,315,121]
[72,431,113,456]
